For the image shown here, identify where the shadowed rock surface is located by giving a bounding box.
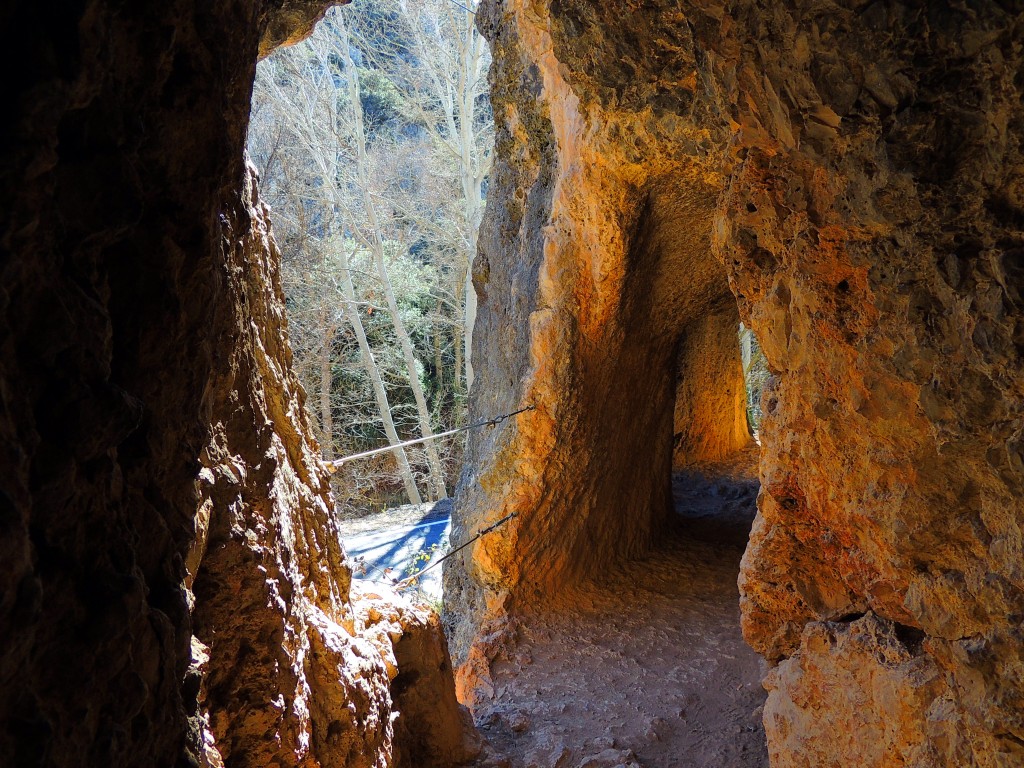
[0,1,474,766]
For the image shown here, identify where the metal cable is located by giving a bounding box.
[392,511,517,588]
[326,404,535,468]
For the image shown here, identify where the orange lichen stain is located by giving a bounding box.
[807,165,839,216]
[474,528,514,582]
[516,409,558,466]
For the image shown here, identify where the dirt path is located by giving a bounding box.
[474,468,768,768]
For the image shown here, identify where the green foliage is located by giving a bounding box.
[742,332,771,433]
[359,68,404,134]
[403,542,442,579]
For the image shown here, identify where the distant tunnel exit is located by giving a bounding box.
[672,305,754,470]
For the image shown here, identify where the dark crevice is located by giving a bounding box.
[892,622,927,654]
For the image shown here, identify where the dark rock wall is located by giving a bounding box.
[449,0,1024,763]
[0,1,435,765]
[0,1,268,762]
[1,1,479,763]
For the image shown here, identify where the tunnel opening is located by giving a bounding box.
[459,171,771,765]
[503,171,760,593]
[587,169,763,567]
[243,0,498,606]
[247,0,493,520]
[6,0,1021,765]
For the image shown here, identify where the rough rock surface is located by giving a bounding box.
[190,161,393,767]
[448,0,1024,765]
[1,1,475,766]
[762,612,953,767]
[0,0,288,761]
[353,582,483,768]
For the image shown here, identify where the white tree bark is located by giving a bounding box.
[318,320,337,461]
[386,0,492,393]
[740,324,753,375]
[337,240,423,504]
[338,14,449,500]
[258,38,426,505]
[250,3,494,504]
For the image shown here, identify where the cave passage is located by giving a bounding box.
[474,474,768,767]
[506,172,758,593]
[459,171,769,765]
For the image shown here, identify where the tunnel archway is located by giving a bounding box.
[518,172,757,591]
[448,0,1024,763]
[445,162,769,763]
[446,155,758,606]
[5,0,1021,765]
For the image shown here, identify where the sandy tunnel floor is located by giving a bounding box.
[473,466,768,768]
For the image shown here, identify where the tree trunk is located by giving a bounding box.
[453,276,465,396]
[319,33,423,505]
[433,315,444,406]
[457,6,482,393]
[740,324,752,375]
[319,322,336,461]
[338,245,423,505]
[340,15,448,500]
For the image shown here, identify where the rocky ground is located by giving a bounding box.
[471,464,768,768]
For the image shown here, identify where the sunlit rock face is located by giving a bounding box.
[448,0,1024,762]
[189,161,392,767]
[445,0,751,685]
[1,2,476,766]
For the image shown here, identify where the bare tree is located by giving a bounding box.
[247,0,493,509]
[335,11,448,499]
[354,0,493,392]
[250,30,427,504]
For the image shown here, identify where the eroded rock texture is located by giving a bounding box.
[1,1,474,766]
[189,161,388,767]
[448,0,1024,764]
[189,163,477,767]
[352,583,483,768]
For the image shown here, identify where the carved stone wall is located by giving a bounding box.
[448,1,1024,763]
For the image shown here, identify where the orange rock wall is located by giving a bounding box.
[449,0,1024,763]
[673,304,753,468]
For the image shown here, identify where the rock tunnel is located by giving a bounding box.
[2,1,1023,768]
[448,0,1024,762]
[453,165,754,600]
